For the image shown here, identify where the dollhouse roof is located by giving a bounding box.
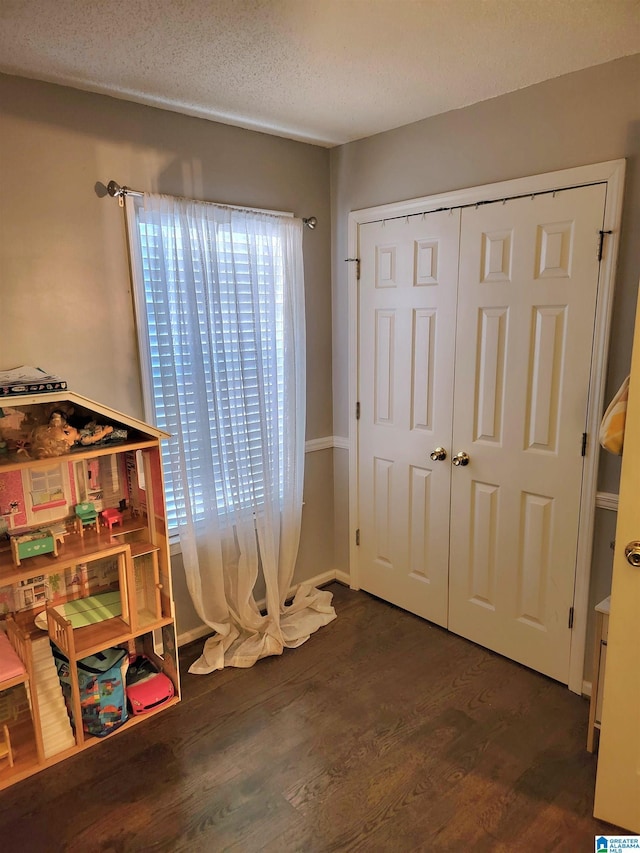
[2,391,169,440]
[0,392,170,470]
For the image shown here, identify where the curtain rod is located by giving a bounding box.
[106,180,318,229]
[357,179,605,227]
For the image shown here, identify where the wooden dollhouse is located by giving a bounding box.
[0,391,180,789]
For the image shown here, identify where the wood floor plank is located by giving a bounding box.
[0,582,628,851]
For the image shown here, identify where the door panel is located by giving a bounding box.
[594,284,640,833]
[358,211,461,626]
[357,182,608,685]
[449,185,607,681]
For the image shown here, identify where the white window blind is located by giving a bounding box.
[127,196,289,530]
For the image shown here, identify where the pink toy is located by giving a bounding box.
[125,656,174,716]
[100,508,123,532]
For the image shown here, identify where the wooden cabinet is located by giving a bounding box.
[0,391,180,789]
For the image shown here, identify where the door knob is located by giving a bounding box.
[452,451,470,467]
[430,447,447,461]
[624,541,640,567]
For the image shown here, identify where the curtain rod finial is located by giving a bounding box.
[107,180,129,198]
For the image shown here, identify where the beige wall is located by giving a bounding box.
[330,54,640,676]
[0,74,335,637]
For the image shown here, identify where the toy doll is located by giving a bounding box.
[77,421,127,446]
[48,409,68,429]
[29,413,128,459]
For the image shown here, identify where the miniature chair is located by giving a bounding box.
[0,724,14,768]
[100,507,123,533]
[74,502,98,537]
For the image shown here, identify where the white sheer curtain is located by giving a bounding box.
[126,193,335,674]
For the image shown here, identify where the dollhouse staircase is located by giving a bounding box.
[30,637,75,759]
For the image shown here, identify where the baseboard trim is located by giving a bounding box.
[177,624,214,648]
[300,569,341,589]
[583,680,592,698]
[177,567,349,647]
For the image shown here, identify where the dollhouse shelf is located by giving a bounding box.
[0,520,154,587]
[47,606,174,665]
[0,390,179,790]
[3,530,170,656]
[0,439,160,472]
[0,694,181,791]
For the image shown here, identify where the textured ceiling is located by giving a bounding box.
[0,0,638,146]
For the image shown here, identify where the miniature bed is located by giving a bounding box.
[9,529,58,567]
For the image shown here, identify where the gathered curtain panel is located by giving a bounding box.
[126,193,335,674]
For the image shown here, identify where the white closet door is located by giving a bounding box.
[357,211,461,626]
[448,184,606,681]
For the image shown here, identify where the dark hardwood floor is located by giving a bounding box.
[0,583,624,852]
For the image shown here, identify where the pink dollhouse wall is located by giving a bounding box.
[0,462,77,532]
[149,450,165,519]
[0,470,28,529]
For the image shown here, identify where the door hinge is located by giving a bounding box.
[568,606,574,629]
[597,230,613,262]
[581,432,587,457]
[356,401,361,420]
[355,528,360,546]
[345,257,361,280]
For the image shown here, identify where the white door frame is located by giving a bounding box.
[346,159,626,695]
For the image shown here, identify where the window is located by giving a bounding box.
[29,465,65,510]
[126,195,299,531]
[22,462,71,524]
